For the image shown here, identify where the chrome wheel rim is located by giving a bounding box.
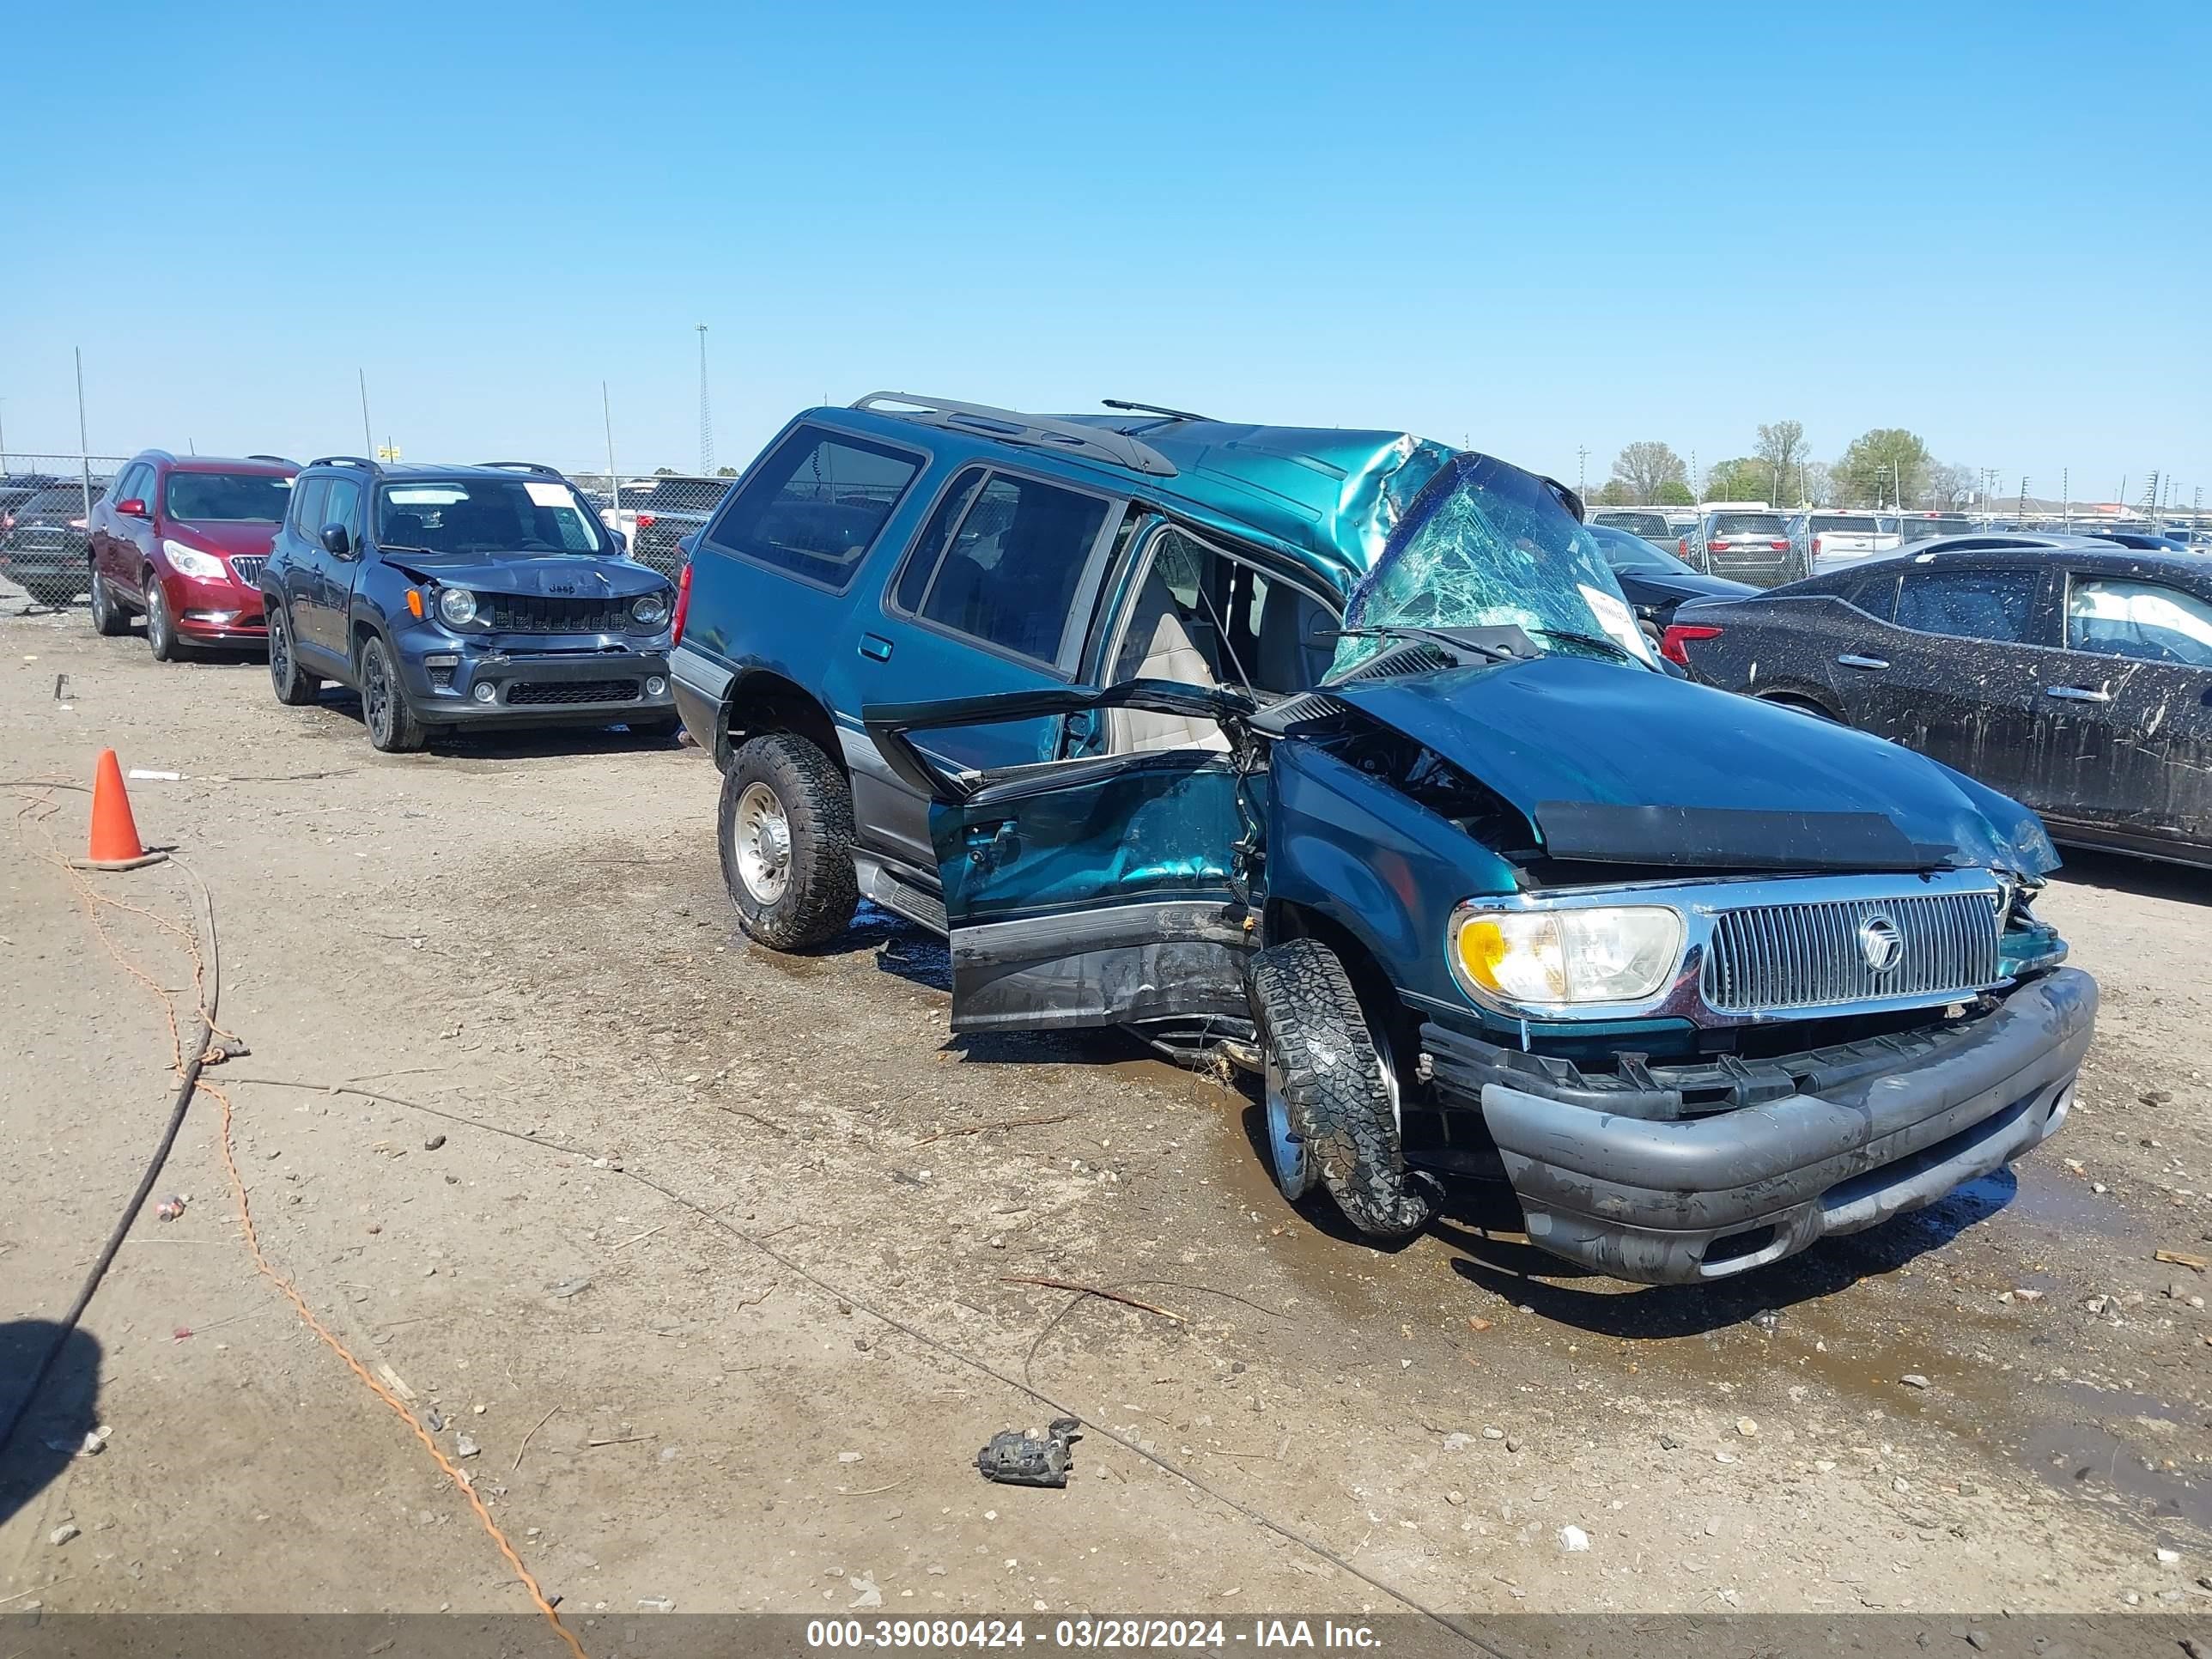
[147,586,168,652]
[1264,1049,1313,1199]
[269,611,290,685]
[733,781,792,905]
[89,571,106,623]
[363,647,392,738]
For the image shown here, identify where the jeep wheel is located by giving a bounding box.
[720,732,859,950]
[1247,938,1433,1238]
[143,578,181,661]
[88,569,129,635]
[267,603,322,705]
[359,634,427,752]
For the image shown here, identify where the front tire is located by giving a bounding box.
[89,568,129,635]
[359,634,427,752]
[1248,938,1432,1238]
[144,576,181,661]
[267,602,322,705]
[719,732,859,949]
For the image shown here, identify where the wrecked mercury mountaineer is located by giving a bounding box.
[671,395,2095,1285]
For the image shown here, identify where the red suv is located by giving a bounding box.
[87,452,297,659]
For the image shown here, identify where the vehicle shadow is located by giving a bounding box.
[1434,1168,2020,1337]
[0,1321,102,1527]
[2048,846,2212,905]
[313,688,683,761]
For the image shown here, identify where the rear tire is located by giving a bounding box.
[720,732,859,949]
[359,634,426,752]
[267,601,322,705]
[1248,938,1432,1238]
[89,569,129,635]
[144,576,182,661]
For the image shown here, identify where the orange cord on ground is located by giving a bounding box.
[14,786,586,1659]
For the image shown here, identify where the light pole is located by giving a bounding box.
[696,324,714,475]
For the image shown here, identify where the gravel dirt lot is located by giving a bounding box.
[2,595,2209,1629]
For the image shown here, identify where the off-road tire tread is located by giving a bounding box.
[1248,938,1432,1238]
[721,732,859,950]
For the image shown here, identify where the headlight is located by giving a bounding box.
[161,539,226,580]
[437,587,479,626]
[1449,902,1685,1010]
[630,592,669,629]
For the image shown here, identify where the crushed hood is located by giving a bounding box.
[385,554,666,597]
[1327,654,2059,877]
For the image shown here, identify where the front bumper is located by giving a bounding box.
[1422,968,2096,1284]
[398,633,674,724]
[164,571,266,643]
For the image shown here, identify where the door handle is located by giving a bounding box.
[1835,653,1890,671]
[963,819,1017,870]
[2045,684,2112,703]
[859,633,894,662]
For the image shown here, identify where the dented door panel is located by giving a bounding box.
[2031,653,2212,849]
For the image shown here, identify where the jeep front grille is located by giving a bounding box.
[481,593,634,633]
[507,678,639,707]
[228,555,266,586]
[1702,888,2001,1014]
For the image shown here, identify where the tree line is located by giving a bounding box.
[1593,422,1976,512]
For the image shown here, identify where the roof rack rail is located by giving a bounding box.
[852,392,1177,478]
[308,455,380,471]
[1100,398,1215,423]
[246,453,298,466]
[476,460,563,477]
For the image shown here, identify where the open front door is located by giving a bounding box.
[865,681,1259,1033]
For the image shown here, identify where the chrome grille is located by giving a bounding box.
[1702,887,2001,1014]
[228,555,266,586]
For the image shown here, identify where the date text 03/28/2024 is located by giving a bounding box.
[804,1619,1382,1650]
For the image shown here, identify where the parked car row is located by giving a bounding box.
[79,450,678,750]
[58,400,2103,1293]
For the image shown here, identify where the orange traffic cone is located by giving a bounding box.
[70,749,167,872]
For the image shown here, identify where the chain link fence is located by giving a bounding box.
[568,472,734,578]
[0,453,127,603]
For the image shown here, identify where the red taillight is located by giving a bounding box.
[1677,537,1691,556]
[1811,534,1823,556]
[636,512,657,529]
[1660,623,1721,665]
[1769,539,1790,552]
[671,560,693,646]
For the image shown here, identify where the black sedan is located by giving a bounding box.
[1664,534,2212,868]
[1587,523,1754,640]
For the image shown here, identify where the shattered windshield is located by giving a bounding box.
[1333,452,1652,674]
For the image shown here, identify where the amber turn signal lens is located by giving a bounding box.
[405,589,423,618]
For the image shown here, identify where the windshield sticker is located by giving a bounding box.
[525,481,574,508]
[1579,582,1656,664]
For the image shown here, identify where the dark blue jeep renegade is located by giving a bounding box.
[259,458,677,752]
[671,394,2093,1285]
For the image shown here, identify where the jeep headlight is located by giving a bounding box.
[437,587,479,627]
[1449,902,1685,1010]
[630,592,669,629]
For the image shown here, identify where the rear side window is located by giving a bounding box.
[1896,568,2040,643]
[906,472,1112,666]
[1832,570,1899,620]
[290,477,331,536]
[704,426,922,591]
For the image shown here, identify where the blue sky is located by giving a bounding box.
[5,1,2206,504]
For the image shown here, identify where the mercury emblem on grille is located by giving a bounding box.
[1857,915,1904,974]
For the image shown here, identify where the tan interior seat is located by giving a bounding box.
[1109,569,1231,755]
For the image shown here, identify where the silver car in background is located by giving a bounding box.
[1686,506,1799,586]
[1805,510,1904,576]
